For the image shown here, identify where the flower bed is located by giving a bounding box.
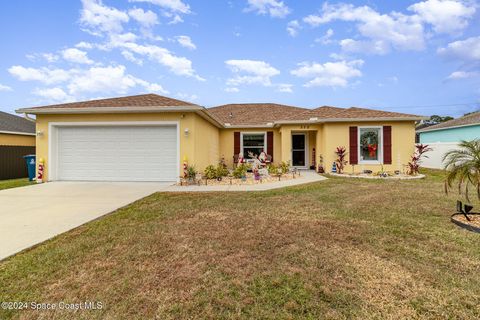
[328,172,425,180]
[178,172,301,186]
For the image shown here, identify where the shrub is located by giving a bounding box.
[186,165,197,179]
[233,163,249,179]
[268,164,279,176]
[280,161,290,174]
[204,165,217,179]
[407,144,432,175]
[335,147,348,174]
[216,163,229,177]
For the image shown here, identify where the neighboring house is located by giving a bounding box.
[417,112,480,169]
[0,111,36,180]
[16,94,422,182]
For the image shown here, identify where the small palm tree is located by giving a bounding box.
[443,139,480,203]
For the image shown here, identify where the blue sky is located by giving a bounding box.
[0,0,479,117]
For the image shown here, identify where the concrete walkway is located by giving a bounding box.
[0,182,170,260]
[164,170,327,192]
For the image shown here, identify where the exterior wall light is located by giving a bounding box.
[184,128,190,136]
[36,130,44,137]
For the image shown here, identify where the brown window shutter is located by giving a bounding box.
[349,126,358,164]
[267,131,274,161]
[234,131,240,156]
[383,126,392,164]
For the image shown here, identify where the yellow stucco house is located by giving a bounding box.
[16,94,422,182]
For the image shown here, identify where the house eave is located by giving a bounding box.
[16,105,203,114]
[0,130,36,136]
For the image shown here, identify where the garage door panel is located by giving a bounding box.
[56,125,177,182]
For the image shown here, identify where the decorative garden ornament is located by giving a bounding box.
[258,151,267,163]
[238,152,245,165]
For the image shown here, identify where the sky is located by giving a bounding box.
[0,0,479,117]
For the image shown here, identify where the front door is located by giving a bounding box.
[292,133,306,167]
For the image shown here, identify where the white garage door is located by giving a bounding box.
[55,125,177,182]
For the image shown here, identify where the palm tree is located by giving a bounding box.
[443,139,480,203]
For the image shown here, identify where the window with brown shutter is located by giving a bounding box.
[383,126,392,164]
[267,131,273,161]
[349,126,358,164]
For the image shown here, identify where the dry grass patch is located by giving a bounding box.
[0,169,479,319]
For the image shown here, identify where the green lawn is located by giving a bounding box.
[0,178,34,191]
[1,169,479,319]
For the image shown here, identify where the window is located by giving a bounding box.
[241,132,266,158]
[359,127,382,163]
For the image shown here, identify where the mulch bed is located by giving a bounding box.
[451,214,480,233]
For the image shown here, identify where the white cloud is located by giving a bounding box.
[245,0,290,18]
[0,84,12,92]
[304,3,426,54]
[291,60,364,88]
[129,0,191,14]
[67,65,135,94]
[62,48,94,64]
[32,87,75,103]
[8,66,72,85]
[276,83,293,93]
[28,53,60,63]
[437,36,480,61]
[176,35,196,50]
[225,59,280,86]
[287,20,301,37]
[75,41,94,49]
[315,28,334,45]
[167,14,184,24]
[446,71,478,80]
[80,0,130,35]
[121,50,143,65]
[302,1,476,55]
[408,0,476,34]
[9,64,168,98]
[128,8,158,29]
[339,39,390,55]
[225,87,240,92]
[117,42,204,80]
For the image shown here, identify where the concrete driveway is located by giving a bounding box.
[0,181,171,260]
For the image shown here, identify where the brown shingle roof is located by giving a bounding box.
[21,94,199,110]
[0,111,35,134]
[330,107,421,119]
[208,103,308,126]
[287,106,345,120]
[417,111,480,132]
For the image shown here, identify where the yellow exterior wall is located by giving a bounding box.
[321,121,416,174]
[193,114,220,170]
[0,133,36,146]
[219,128,282,168]
[34,111,416,181]
[35,112,219,181]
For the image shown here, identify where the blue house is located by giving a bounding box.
[417,112,480,169]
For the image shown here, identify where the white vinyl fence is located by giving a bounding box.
[419,142,459,169]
